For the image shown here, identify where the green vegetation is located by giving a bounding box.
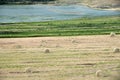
[0,16,120,38]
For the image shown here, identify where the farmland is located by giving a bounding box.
[0,35,120,80]
[0,15,120,80]
[0,16,120,38]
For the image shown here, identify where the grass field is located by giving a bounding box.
[0,16,120,38]
[0,35,120,80]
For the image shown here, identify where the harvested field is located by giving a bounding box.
[0,35,120,80]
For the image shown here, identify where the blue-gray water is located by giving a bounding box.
[0,5,120,23]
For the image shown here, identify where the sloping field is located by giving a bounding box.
[0,35,120,80]
[57,0,120,10]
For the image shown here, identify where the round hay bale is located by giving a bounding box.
[25,67,33,73]
[113,48,120,53]
[110,32,116,37]
[71,40,76,43]
[44,49,50,53]
[72,40,75,43]
[96,70,102,77]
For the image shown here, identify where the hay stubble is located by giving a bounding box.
[0,35,120,80]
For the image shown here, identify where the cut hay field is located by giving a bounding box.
[0,35,120,80]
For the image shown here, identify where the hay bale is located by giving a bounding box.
[44,49,50,53]
[25,67,33,73]
[96,70,102,77]
[71,40,76,43]
[113,48,120,53]
[110,32,116,37]
[71,40,79,43]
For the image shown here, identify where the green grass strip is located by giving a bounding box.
[0,16,120,38]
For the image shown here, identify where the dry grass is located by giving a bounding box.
[0,35,120,80]
[57,0,120,10]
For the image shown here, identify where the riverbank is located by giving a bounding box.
[54,0,120,11]
[81,3,120,11]
[0,0,120,11]
[0,16,120,38]
[79,3,120,11]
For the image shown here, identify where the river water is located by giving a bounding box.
[0,5,120,23]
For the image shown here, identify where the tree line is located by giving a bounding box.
[0,0,56,4]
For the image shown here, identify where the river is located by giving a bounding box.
[0,5,120,23]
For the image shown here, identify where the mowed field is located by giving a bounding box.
[0,35,120,80]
